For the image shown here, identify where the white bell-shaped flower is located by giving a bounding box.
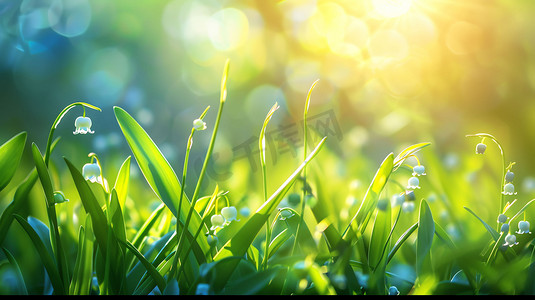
[82,163,101,183]
[73,116,94,135]
[221,206,238,223]
[407,176,420,189]
[210,214,225,231]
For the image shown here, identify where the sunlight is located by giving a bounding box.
[371,0,413,18]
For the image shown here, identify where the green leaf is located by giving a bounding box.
[14,214,65,294]
[368,200,392,269]
[393,142,431,171]
[211,136,327,291]
[0,132,26,192]
[0,137,59,246]
[114,106,209,263]
[69,216,94,295]
[343,152,394,240]
[387,222,418,265]
[1,246,28,295]
[416,200,434,275]
[113,156,131,209]
[64,157,109,254]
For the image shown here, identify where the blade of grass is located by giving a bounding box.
[31,143,69,289]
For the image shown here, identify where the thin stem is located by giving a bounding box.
[190,60,229,205]
[169,106,210,283]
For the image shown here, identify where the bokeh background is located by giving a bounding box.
[2,0,535,215]
[3,0,535,294]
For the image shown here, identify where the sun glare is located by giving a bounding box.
[371,0,413,18]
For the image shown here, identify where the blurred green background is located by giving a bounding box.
[2,0,535,294]
[2,0,535,218]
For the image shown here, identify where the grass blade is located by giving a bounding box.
[343,152,394,240]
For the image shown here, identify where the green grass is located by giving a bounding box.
[0,61,534,295]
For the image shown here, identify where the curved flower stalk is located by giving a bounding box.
[466,133,508,226]
[44,102,101,166]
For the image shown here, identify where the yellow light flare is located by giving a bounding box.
[371,0,413,19]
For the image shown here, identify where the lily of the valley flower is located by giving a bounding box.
[475,143,487,154]
[517,220,531,234]
[82,162,101,183]
[407,176,420,189]
[221,206,238,223]
[73,116,94,135]
[504,233,518,247]
[210,214,225,231]
[412,165,426,176]
[502,183,516,195]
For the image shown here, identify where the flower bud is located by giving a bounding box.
[193,119,207,131]
[505,171,515,183]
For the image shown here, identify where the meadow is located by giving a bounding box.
[1,0,535,296]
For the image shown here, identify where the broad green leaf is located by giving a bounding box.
[343,152,394,240]
[211,136,327,291]
[368,200,392,268]
[64,158,109,253]
[416,200,434,275]
[14,214,65,294]
[0,131,26,192]
[114,106,209,263]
